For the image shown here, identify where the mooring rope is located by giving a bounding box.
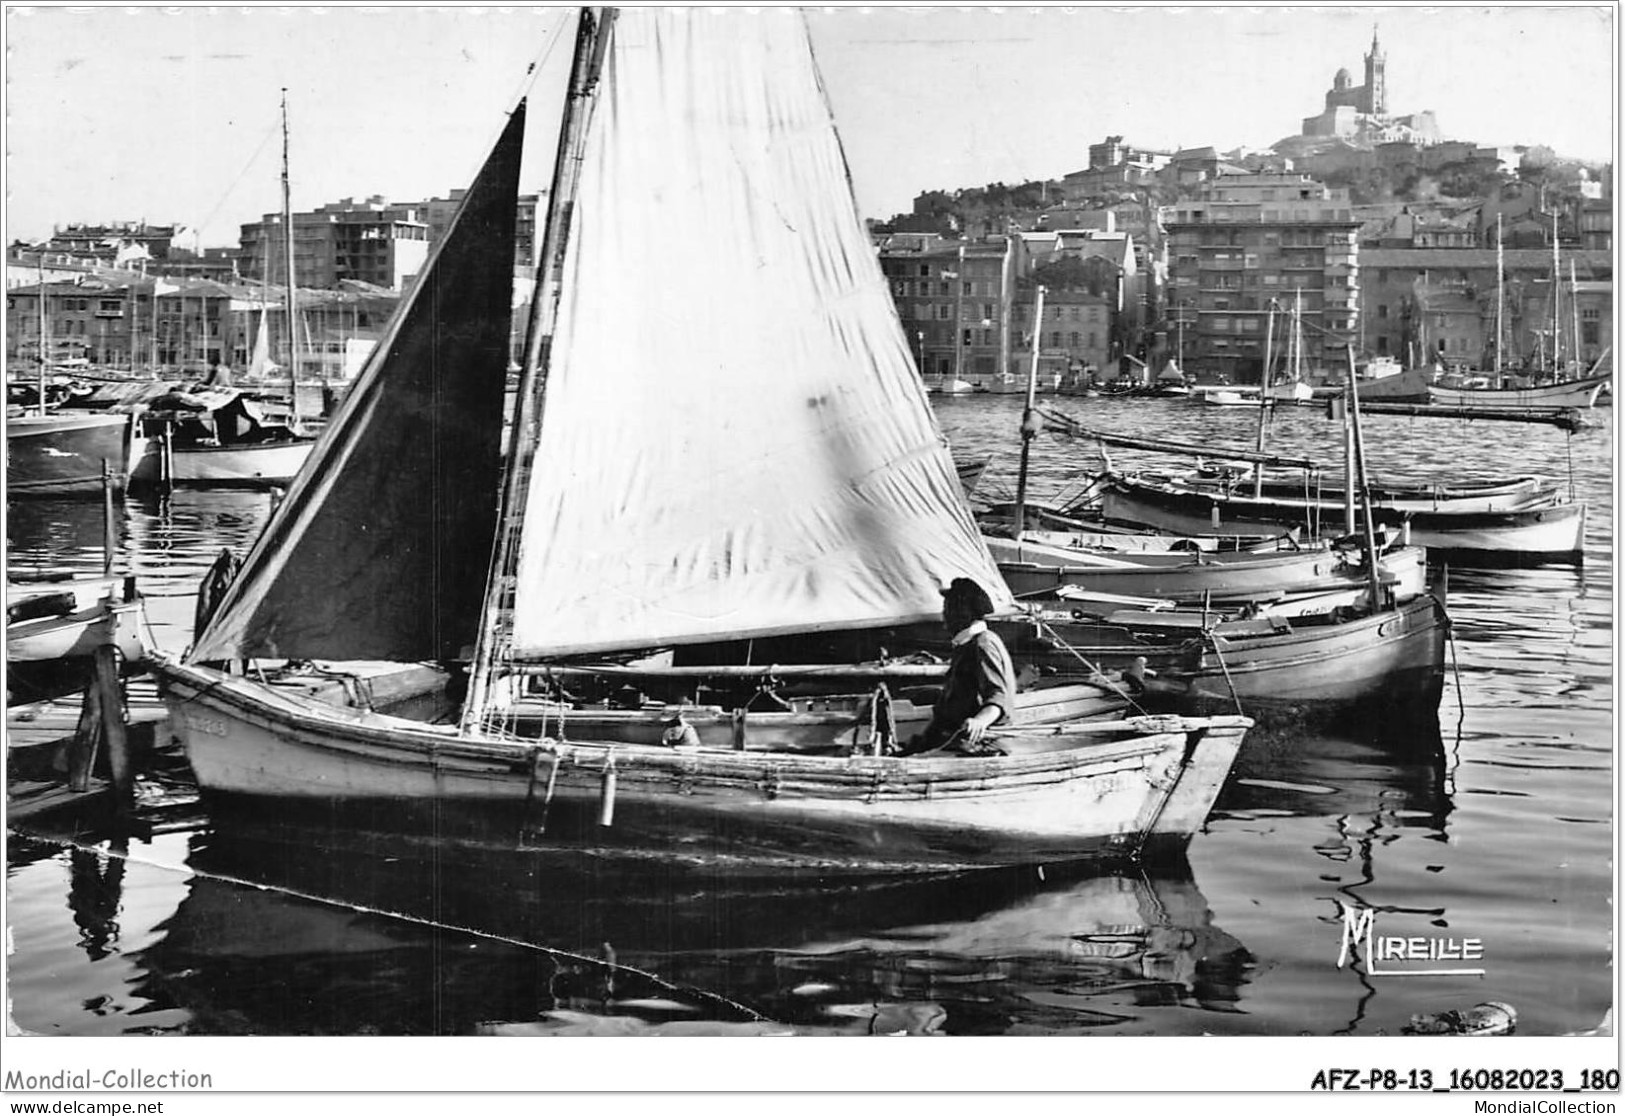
[23,831,771,1025]
[1031,614,1151,717]
[1444,606,1467,726]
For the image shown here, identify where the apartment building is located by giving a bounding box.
[878,239,1021,383]
[238,197,430,291]
[1164,173,1360,381]
[1360,247,1613,370]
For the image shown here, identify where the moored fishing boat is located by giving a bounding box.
[7,575,146,665]
[985,531,1427,605]
[7,411,146,496]
[1428,371,1610,411]
[128,387,315,488]
[997,590,1450,729]
[153,9,1250,871]
[1098,471,1586,564]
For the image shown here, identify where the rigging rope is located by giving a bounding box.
[27,831,771,1024]
[1030,614,1150,717]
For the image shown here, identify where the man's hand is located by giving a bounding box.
[960,706,999,746]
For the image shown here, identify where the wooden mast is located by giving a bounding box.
[1013,284,1046,540]
[1551,213,1562,378]
[952,243,967,385]
[1344,345,1384,610]
[463,7,615,729]
[1252,301,1275,499]
[281,89,300,390]
[1494,214,1504,378]
[35,256,48,415]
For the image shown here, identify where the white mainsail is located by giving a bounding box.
[507,10,1010,658]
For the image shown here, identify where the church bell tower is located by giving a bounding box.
[1363,25,1386,115]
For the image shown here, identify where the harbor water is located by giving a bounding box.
[4,396,1613,1038]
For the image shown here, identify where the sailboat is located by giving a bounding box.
[151,9,1249,872]
[1430,216,1610,411]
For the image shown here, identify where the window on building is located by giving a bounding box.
[937,305,951,320]
[1050,331,1062,347]
[1378,304,1388,319]
[1583,321,1599,345]
[963,282,973,297]
[1377,336,1389,354]
[1069,332,1080,347]
[982,303,994,320]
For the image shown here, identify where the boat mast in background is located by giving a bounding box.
[1494,214,1504,378]
[1550,214,1562,378]
[953,243,967,386]
[281,89,300,387]
[35,256,48,415]
[1013,284,1046,540]
[1252,301,1275,498]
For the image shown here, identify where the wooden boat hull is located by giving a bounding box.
[1100,478,1585,562]
[1344,365,1432,403]
[153,655,1250,872]
[7,597,147,664]
[987,534,1425,604]
[1429,374,1609,410]
[997,594,1449,731]
[6,412,144,496]
[129,439,315,487]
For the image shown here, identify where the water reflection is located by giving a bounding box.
[68,842,128,962]
[1219,721,1454,833]
[100,821,1250,1036]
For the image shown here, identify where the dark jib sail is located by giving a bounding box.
[188,104,525,663]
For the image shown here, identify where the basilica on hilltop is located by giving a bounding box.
[1298,28,1441,145]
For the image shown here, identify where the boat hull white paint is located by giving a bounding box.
[1101,480,1586,562]
[130,439,315,487]
[7,598,147,663]
[154,655,1249,872]
[1429,375,1609,410]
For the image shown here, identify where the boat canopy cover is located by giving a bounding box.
[187,105,524,663]
[506,11,1009,657]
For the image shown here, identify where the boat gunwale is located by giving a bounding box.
[153,654,1249,795]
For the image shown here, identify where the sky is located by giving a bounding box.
[3,4,1615,249]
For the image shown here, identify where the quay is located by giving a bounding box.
[7,676,170,822]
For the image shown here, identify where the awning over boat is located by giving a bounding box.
[506,10,1011,657]
[188,105,525,664]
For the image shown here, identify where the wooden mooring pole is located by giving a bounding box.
[101,459,116,576]
[92,644,133,816]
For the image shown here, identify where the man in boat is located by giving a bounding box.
[902,577,1016,756]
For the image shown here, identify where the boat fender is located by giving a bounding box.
[599,760,617,827]
[1123,656,1152,694]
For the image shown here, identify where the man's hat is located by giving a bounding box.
[941,576,995,617]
